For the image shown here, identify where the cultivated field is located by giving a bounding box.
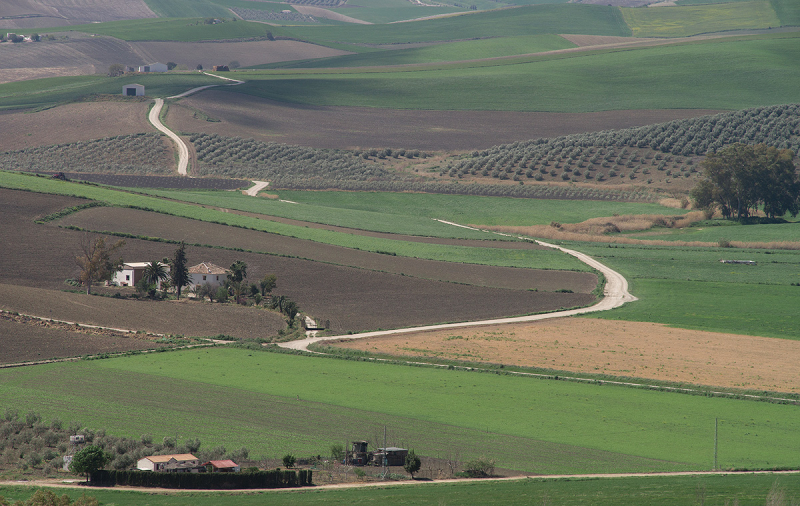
[169,90,719,150]
[332,318,800,393]
[0,0,156,29]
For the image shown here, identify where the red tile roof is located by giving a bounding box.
[203,459,239,468]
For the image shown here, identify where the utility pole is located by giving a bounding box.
[714,418,718,470]
[383,425,387,479]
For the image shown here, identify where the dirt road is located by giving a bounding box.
[278,237,636,352]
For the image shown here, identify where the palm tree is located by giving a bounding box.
[142,261,168,291]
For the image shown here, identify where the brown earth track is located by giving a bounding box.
[169,91,722,151]
[0,314,172,365]
[58,206,597,293]
[0,101,154,150]
[333,318,800,394]
[0,189,594,337]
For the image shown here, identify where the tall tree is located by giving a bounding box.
[170,242,190,298]
[69,445,111,482]
[75,235,125,295]
[403,449,421,479]
[259,273,277,296]
[142,261,168,288]
[691,143,800,219]
[228,260,247,283]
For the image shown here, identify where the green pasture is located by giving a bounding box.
[226,33,800,112]
[142,0,232,18]
[4,474,800,506]
[134,188,683,231]
[564,241,800,338]
[326,0,466,24]
[626,220,800,243]
[770,0,800,25]
[279,4,631,45]
[269,34,576,69]
[212,0,293,12]
[4,348,800,471]
[0,172,587,271]
[66,18,272,42]
[622,1,781,38]
[271,190,685,225]
[0,73,222,110]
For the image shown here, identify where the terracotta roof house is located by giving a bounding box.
[137,454,200,472]
[188,262,229,291]
[202,459,241,472]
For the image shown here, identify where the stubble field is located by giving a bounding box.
[332,317,800,393]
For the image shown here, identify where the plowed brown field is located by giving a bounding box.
[0,189,595,339]
[0,101,153,150]
[332,318,800,393]
[169,91,721,151]
[59,206,597,293]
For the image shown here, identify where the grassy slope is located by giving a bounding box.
[622,1,781,38]
[626,220,800,242]
[279,4,631,45]
[771,0,800,25]
[267,34,577,69]
[4,475,800,506]
[142,0,232,18]
[0,172,587,271]
[135,189,685,230]
[0,74,223,110]
[65,18,271,42]
[227,33,800,112]
[3,348,800,471]
[326,0,467,24]
[273,191,685,225]
[569,241,800,338]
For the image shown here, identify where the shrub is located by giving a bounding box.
[463,457,495,477]
[282,454,296,468]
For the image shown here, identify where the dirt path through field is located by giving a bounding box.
[278,236,634,352]
[244,180,269,196]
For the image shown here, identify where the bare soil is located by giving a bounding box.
[0,188,595,337]
[333,318,800,394]
[0,312,172,365]
[0,101,154,150]
[59,206,597,293]
[168,91,721,151]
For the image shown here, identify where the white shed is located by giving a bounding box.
[138,62,168,73]
[123,83,144,97]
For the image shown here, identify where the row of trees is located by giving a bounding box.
[691,143,800,219]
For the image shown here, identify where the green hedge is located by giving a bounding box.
[90,469,312,489]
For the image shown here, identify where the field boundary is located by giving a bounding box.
[278,235,635,352]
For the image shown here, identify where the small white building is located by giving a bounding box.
[138,62,168,73]
[113,262,169,288]
[137,454,200,472]
[188,262,229,291]
[122,83,144,96]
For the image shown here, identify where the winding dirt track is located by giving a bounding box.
[278,238,636,352]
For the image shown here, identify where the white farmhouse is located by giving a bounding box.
[113,262,169,288]
[138,62,168,73]
[137,454,200,472]
[188,262,229,291]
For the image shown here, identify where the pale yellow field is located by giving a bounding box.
[333,318,800,394]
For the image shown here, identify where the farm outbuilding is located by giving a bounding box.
[113,262,169,288]
[202,460,240,472]
[137,454,200,472]
[138,62,168,73]
[188,262,229,291]
[122,84,144,97]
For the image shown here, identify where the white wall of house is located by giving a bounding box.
[113,262,169,288]
[138,62,168,72]
[189,272,224,290]
[136,458,156,471]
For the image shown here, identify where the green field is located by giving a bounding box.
[0,172,588,271]
[279,4,631,45]
[563,241,800,338]
[0,74,222,110]
[66,18,272,42]
[227,33,800,112]
[626,220,800,243]
[4,474,800,506]
[326,0,467,24]
[770,0,800,25]
[135,189,685,231]
[142,0,232,18]
[622,1,781,38]
[268,34,577,69]
[3,348,800,472]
